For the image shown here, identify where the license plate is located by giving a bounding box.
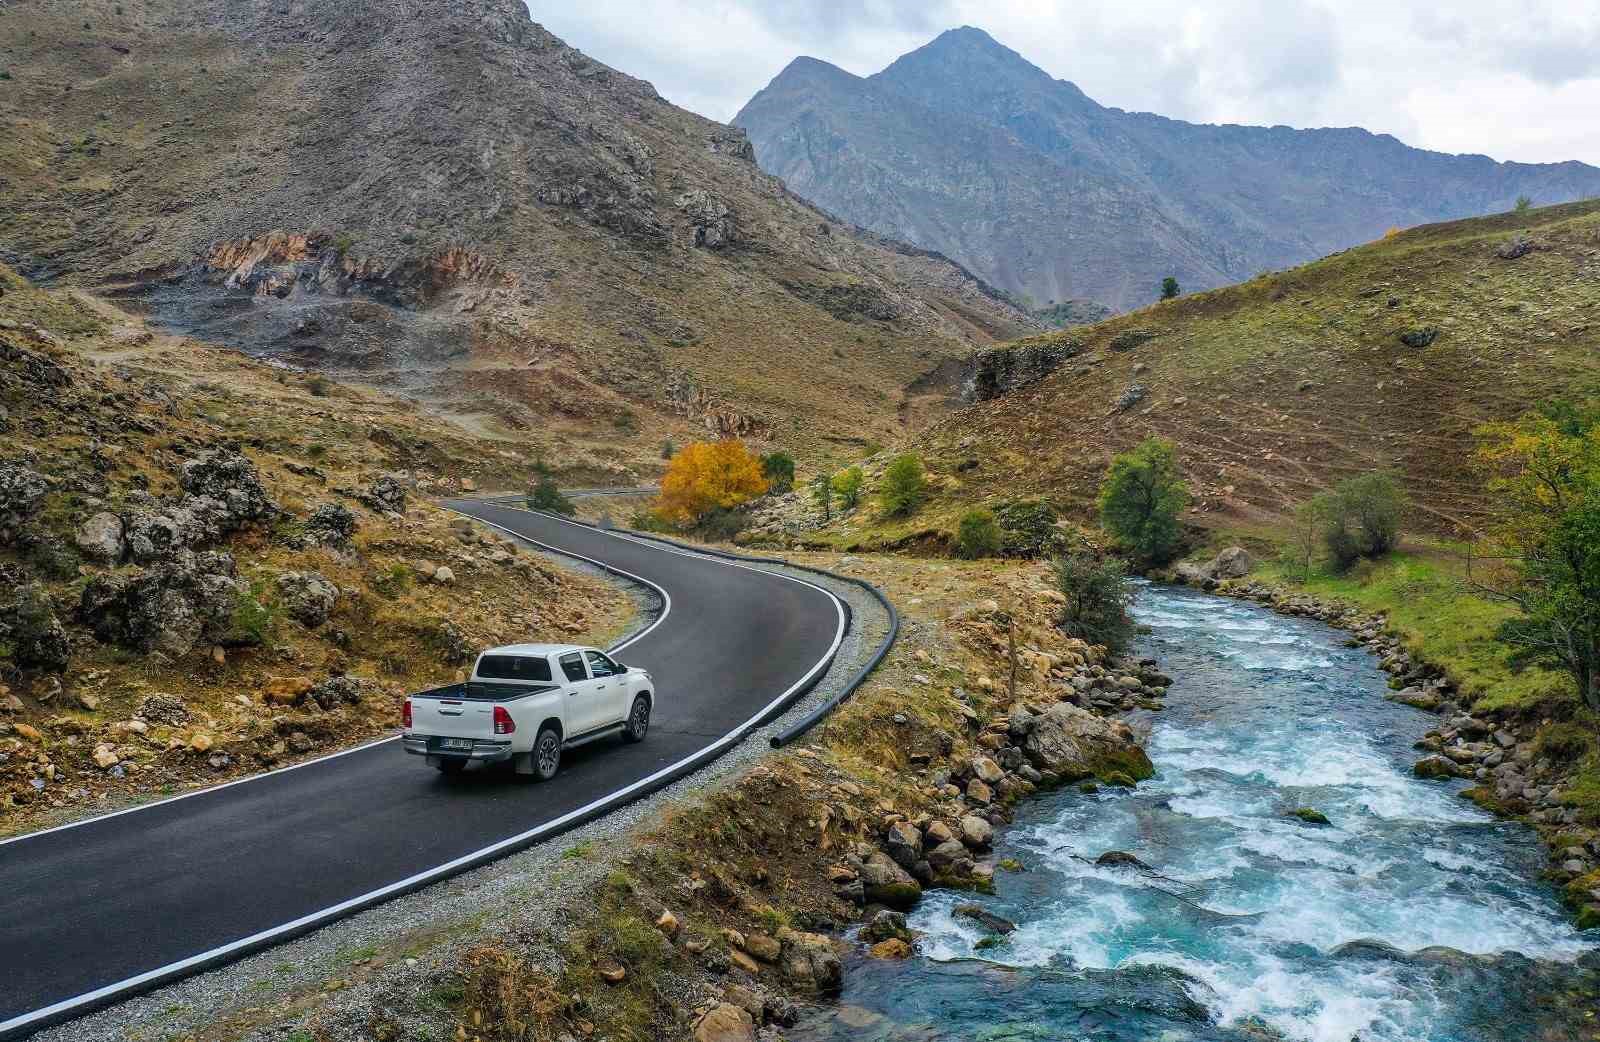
[438,738,473,752]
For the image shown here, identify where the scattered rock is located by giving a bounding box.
[859,851,922,910]
[1290,807,1331,826]
[1398,326,1440,349]
[277,571,339,628]
[1095,850,1151,870]
[305,502,358,547]
[867,938,911,959]
[92,742,120,769]
[135,693,189,725]
[263,676,314,706]
[74,512,126,562]
[954,904,1016,935]
[1494,235,1534,260]
[1414,755,1462,780]
[694,1004,756,1042]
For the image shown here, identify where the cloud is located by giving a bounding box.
[527,0,1600,165]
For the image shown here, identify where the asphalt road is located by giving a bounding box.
[0,504,845,1037]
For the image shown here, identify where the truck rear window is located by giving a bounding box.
[476,654,554,682]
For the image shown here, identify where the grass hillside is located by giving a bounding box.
[0,264,632,834]
[899,199,1600,540]
[0,0,1036,471]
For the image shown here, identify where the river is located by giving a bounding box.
[793,582,1599,1042]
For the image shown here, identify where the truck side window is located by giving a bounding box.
[558,652,588,683]
[585,650,618,677]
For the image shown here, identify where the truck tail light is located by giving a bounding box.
[402,698,412,728]
[493,705,515,735]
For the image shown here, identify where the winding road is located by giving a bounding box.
[0,503,847,1038]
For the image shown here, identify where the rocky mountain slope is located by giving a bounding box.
[735,27,1600,312]
[0,262,631,831]
[876,200,1600,542]
[0,2,1036,467]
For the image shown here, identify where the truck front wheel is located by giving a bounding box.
[624,695,650,743]
[533,725,562,781]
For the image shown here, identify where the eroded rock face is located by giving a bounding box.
[1,585,72,671]
[1021,701,1153,782]
[962,339,1081,402]
[178,450,278,523]
[676,188,738,248]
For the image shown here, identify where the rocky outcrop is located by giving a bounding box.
[79,552,244,658]
[74,512,126,562]
[0,585,72,671]
[961,338,1081,403]
[1173,547,1255,590]
[0,465,49,543]
[305,502,358,547]
[676,189,738,249]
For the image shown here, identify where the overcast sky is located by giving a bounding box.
[529,0,1600,166]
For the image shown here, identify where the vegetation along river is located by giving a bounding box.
[795,583,1600,1042]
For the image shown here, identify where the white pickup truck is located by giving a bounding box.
[402,643,654,780]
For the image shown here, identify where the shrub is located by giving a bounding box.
[955,508,1001,559]
[994,499,1066,557]
[832,466,864,509]
[1053,554,1136,652]
[879,454,926,517]
[660,439,676,460]
[761,450,795,494]
[657,439,768,524]
[1515,195,1533,212]
[229,580,281,647]
[1160,276,1179,300]
[1312,472,1405,571]
[697,506,748,541]
[526,461,574,515]
[1098,437,1188,566]
[306,374,331,397]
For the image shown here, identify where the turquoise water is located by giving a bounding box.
[795,583,1598,1041]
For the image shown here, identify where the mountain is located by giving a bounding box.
[860,200,1600,541]
[0,2,1036,468]
[734,27,1600,312]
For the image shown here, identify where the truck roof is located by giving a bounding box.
[479,643,595,658]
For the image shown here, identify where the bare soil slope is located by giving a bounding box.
[0,0,1036,466]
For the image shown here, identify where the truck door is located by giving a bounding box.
[584,650,629,726]
[557,651,604,735]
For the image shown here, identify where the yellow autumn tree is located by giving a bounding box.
[656,439,769,524]
[1383,226,1402,239]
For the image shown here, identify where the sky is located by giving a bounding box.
[529,0,1600,166]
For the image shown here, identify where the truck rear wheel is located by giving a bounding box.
[624,695,650,743]
[435,758,466,775]
[533,725,562,781]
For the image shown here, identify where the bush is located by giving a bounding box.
[832,466,865,509]
[879,454,926,517]
[1098,437,1188,566]
[1312,472,1405,571]
[660,439,676,460]
[1053,554,1136,652]
[697,506,749,541]
[761,451,795,494]
[306,374,331,397]
[994,499,1066,557]
[526,461,574,515]
[1160,276,1179,300]
[657,439,768,524]
[229,580,281,647]
[955,508,1001,559]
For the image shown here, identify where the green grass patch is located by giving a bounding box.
[1254,550,1574,715]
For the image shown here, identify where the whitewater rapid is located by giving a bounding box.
[794,582,1597,1042]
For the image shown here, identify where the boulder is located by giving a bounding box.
[868,937,912,959]
[859,851,922,910]
[307,675,363,710]
[970,755,1005,785]
[362,474,409,514]
[0,465,49,541]
[959,814,994,849]
[276,571,339,628]
[1,585,72,671]
[779,930,842,993]
[305,502,357,547]
[177,450,277,523]
[1414,755,1462,780]
[79,554,242,658]
[135,693,189,725]
[884,820,923,869]
[744,931,781,963]
[263,677,314,706]
[926,838,970,871]
[954,904,1016,935]
[694,1003,755,1042]
[1210,546,1254,579]
[859,909,912,945]
[74,512,126,562]
[1095,850,1151,870]
[1021,701,1153,782]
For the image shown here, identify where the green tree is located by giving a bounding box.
[955,508,1001,559]
[761,451,796,494]
[1160,276,1180,300]
[660,438,676,460]
[811,474,833,522]
[1098,437,1188,566]
[1053,554,1136,652]
[879,454,927,517]
[831,466,865,509]
[527,461,575,515]
[1473,406,1600,710]
[1514,194,1533,212]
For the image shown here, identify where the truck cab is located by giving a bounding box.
[402,643,654,780]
